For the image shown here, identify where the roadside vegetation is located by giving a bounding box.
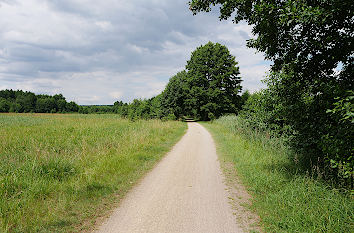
[190,0,353,188]
[0,114,186,232]
[203,115,353,232]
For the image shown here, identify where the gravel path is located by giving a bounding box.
[96,122,243,233]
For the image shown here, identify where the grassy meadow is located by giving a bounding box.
[0,113,187,232]
[203,116,353,233]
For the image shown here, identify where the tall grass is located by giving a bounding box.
[203,115,353,232]
[0,113,187,232]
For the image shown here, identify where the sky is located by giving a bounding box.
[0,0,270,105]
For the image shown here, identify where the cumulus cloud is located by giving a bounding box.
[0,0,270,104]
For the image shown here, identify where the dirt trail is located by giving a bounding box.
[96,122,243,233]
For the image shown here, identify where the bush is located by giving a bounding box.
[323,91,354,186]
[239,76,353,188]
[162,114,177,121]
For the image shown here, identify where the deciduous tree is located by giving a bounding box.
[185,42,242,120]
[189,0,353,183]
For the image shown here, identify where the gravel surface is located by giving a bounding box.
[96,122,243,233]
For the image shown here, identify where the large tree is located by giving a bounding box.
[185,42,242,120]
[189,1,353,77]
[189,0,353,182]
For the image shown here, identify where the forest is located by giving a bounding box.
[0,90,79,113]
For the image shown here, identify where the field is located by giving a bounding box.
[0,114,187,232]
[202,116,353,233]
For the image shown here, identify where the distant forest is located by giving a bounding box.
[0,89,79,113]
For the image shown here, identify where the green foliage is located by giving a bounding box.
[240,90,250,107]
[190,0,353,76]
[161,42,243,120]
[36,97,56,113]
[78,105,114,114]
[241,92,272,130]
[265,70,353,186]
[185,42,242,120]
[112,96,164,120]
[160,71,189,119]
[66,101,79,112]
[15,92,36,113]
[149,94,163,118]
[0,98,10,112]
[0,90,79,113]
[327,91,354,123]
[189,0,354,186]
[323,91,354,183]
[240,71,353,186]
[240,74,292,137]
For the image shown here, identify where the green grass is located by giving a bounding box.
[202,115,353,233]
[0,113,187,232]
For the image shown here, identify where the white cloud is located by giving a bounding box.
[109,91,123,99]
[128,44,149,54]
[0,0,270,104]
[95,21,113,31]
[241,64,270,92]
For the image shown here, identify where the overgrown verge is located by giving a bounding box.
[240,78,353,188]
[0,114,187,232]
[202,115,353,233]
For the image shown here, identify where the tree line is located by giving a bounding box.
[0,90,79,113]
[189,0,353,188]
[106,42,244,120]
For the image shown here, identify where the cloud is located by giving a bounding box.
[109,91,123,99]
[0,0,270,104]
